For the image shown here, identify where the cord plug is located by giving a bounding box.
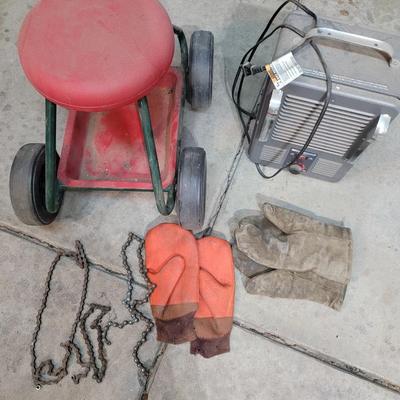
[241,62,266,76]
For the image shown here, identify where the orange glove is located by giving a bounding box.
[145,224,199,344]
[191,237,235,358]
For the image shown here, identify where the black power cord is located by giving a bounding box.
[232,0,333,179]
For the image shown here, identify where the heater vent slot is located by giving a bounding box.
[312,158,342,178]
[271,95,375,157]
[260,145,287,164]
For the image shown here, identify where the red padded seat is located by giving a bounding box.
[18,0,175,112]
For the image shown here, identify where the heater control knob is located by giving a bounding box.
[289,163,304,175]
[285,150,317,176]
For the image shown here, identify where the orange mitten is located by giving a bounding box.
[145,224,199,344]
[191,237,235,358]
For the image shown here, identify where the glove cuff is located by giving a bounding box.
[155,312,196,344]
[190,333,231,358]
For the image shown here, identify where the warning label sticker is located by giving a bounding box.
[266,52,303,90]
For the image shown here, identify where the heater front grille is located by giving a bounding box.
[311,158,342,178]
[271,94,375,157]
[260,145,286,164]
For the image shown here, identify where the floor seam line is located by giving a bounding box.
[138,343,168,400]
[233,319,400,395]
[0,222,147,289]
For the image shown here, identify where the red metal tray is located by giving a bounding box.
[58,68,183,190]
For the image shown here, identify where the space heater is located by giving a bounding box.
[248,12,400,181]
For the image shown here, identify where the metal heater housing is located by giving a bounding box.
[248,12,400,182]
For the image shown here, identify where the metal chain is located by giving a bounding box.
[103,233,156,384]
[30,234,155,390]
[72,303,112,384]
[31,241,91,389]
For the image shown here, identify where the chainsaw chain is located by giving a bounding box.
[31,241,91,389]
[31,234,155,390]
[103,233,156,382]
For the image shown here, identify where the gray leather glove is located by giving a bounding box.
[234,204,352,310]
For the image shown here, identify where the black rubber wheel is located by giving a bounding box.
[9,143,63,225]
[177,147,207,231]
[188,30,214,111]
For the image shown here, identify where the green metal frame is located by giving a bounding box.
[44,26,189,216]
[138,97,175,215]
[45,100,61,214]
[173,25,189,100]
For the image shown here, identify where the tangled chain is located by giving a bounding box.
[31,234,155,391]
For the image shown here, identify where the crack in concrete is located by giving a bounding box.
[233,319,400,395]
[4,223,399,396]
[0,222,147,288]
[138,342,169,400]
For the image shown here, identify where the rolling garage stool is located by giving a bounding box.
[10,0,214,230]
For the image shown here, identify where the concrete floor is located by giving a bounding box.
[1,0,400,399]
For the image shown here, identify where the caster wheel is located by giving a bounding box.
[188,30,214,110]
[9,143,63,225]
[177,147,207,231]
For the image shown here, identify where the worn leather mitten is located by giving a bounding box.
[145,224,199,344]
[191,237,235,358]
[234,204,352,310]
